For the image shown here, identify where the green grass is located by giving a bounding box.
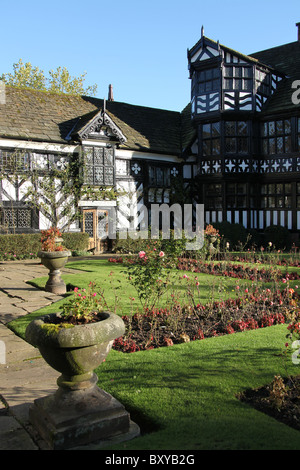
[7,258,300,449]
[98,325,300,450]
[9,259,251,338]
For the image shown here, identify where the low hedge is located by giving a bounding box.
[0,231,89,259]
[60,232,89,252]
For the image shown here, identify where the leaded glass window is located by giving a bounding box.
[148,165,172,204]
[201,122,221,156]
[0,150,30,172]
[255,69,271,96]
[83,146,114,186]
[260,183,292,208]
[226,183,247,208]
[148,166,170,187]
[1,206,32,229]
[84,211,94,237]
[262,120,292,155]
[224,65,253,91]
[225,121,249,154]
[204,183,222,210]
[197,68,220,93]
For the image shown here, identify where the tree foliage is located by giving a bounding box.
[1,59,97,96]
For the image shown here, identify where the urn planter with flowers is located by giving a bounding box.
[204,224,220,257]
[25,283,140,449]
[39,227,71,294]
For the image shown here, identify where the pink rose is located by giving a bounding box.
[139,251,146,258]
[159,251,164,257]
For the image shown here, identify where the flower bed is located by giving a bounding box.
[177,258,300,282]
[222,254,300,267]
[113,288,299,353]
[108,251,300,353]
[109,256,300,282]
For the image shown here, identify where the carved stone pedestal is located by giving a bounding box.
[29,380,140,450]
[38,250,71,295]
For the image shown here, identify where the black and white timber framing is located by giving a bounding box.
[0,25,299,250]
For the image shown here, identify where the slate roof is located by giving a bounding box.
[250,41,300,115]
[0,38,298,154]
[0,86,186,156]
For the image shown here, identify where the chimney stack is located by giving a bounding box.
[108,84,114,101]
[296,22,300,41]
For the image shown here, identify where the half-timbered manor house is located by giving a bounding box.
[0,25,300,250]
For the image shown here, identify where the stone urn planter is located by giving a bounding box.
[25,310,140,449]
[38,250,71,294]
[39,228,71,294]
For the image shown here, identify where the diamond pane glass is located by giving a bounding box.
[84,212,94,237]
[95,166,104,184]
[104,167,114,185]
[94,148,103,165]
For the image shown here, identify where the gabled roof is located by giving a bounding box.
[72,107,127,144]
[0,86,186,156]
[188,35,261,67]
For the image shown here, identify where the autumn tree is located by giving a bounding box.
[1,59,97,96]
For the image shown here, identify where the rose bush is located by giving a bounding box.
[123,243,173,310]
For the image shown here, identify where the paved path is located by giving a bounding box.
[0,259,78,449]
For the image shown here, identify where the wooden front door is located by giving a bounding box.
[83,209,109,253]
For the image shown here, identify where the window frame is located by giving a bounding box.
[197,68,221,94]
[224,121,249,155]
[226,182,247,209]
[223,65,253,92]
[260,183,292,209]
[0,202,38,232]
[201,122,221,157]
[203,183,223,210]
[83,146,115,186]
[262,119,292,156]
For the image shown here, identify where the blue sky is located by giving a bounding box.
[1,0,299,111]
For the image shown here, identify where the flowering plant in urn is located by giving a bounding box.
[38,227,71,294]
[40,227,66,251]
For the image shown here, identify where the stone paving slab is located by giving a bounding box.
[0,260,71,449]
[0,416,38,450]
[0,257,125,450]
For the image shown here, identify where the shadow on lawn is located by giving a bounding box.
[97,339,287,442]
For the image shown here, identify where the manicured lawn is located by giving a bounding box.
[9,259,251,337]
[7,258,300,450]
[97,325,300,450]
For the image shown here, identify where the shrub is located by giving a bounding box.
[0,233,40,258]
[213,221,249,250]
[0,231,89,259]
[112,229,187,258]
[61,232,89,252]
[264,225,291,250]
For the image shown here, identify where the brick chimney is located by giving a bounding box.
[296,22,300,41]
[108,84,114,101]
